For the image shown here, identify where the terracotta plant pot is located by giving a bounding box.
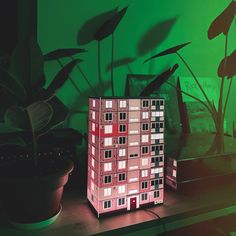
[0,158,73,229]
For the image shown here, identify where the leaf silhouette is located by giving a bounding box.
[106,57,135,71]
[137,18,177,56]
[77,8,118,45]
[44,48,87,61]
[139,64,179,96]
[46,59,82,95]
[0,66,26,103]
[218,49,236,78]
[94,7,128,41]
[144,42,191,63]
[208,1,236,39]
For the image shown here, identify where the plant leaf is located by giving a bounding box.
[46,59,82,95]
[40,97,69,132]
[144,42,191,63]
[77,8,119,45]
[208,1,236,40]
[0,135,26,147]
[10,38,44,93]
[106,57,135,71]
[139,64,179,96]
[5,106,29,130]
[26,101,53,132]
[0,66,26,103]
[137,17,177,56]
[94,7,128,41]
[218,49,236,78]
[44,48,87,61]
[0,122,22,134]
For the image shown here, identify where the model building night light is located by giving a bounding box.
[87,97,164,217]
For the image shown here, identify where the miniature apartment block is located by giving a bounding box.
[87,97,164,217]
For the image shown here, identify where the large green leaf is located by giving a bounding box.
[10,38,44,92]
[0,66,26,103]
[44,48,87,61]
[94,7,128,41]
[208,1,236,40]
[139,64,179,96]
[46,59,82,95]
[218,49,236,78]
[77,8,118,45]
[5,106,29,130]
[26,101,53,132]
[144,42,191,63]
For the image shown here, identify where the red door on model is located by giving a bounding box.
[130,197,136,210]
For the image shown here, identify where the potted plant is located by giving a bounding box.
[0,38,84,229]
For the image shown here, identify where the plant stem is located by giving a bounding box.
[176,52,216,115]
[70,56,98,96]
[166,80,215,119]
[25,108,38,167]
[223,78,233,118]
[98,41,103,92]
[111,33,115,96]
[57,59,81,94]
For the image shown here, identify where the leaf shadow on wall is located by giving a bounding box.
[137,17,178,56]
[77,8,118,45]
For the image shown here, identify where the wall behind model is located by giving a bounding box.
[38,0,236,133]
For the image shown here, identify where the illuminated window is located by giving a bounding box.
[105,100,112,108]
[92,158,95,167]
[119,100,127,108]
[104,125,113,134]
[142,135,149,143]
[142,158,148,166]
[141,169,148,177]
[118,185,125,194]
[119,149,126,157]
[104,188,111,196]
[104,137,112,146]
[151,167,163,174]
[92,111,95,120]
[142,112,149,119]
[92,123,95,131]
[92,99,96,107]
[91,170,95,179]
[91,146,95,155]
[92,134,95,144]
[118,161,126,169]
[104,162,112,172]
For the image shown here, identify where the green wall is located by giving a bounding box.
[38,0,236,134]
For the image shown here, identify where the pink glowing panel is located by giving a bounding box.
[87,97,164,217]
